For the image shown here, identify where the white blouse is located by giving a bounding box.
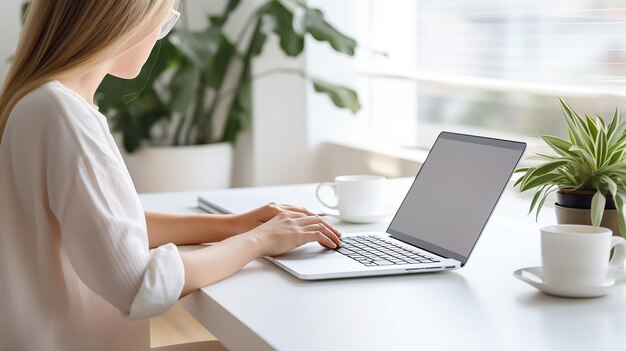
[0,81,185,350]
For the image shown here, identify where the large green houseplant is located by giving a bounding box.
[95,0,361,153]
[20,0,360,191]
[515,99,626,238]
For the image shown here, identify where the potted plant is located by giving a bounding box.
[17,0,361,192]
[515,99,626,238]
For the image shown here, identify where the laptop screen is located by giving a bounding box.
[386,132,526,265]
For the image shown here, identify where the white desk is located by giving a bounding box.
[140,179,626,351]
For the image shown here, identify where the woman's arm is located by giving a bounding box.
[146,203,334,248]
[145,212,239,248]
[179,209,343,296]
[147,203,344,297]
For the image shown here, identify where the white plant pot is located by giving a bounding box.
[122,143,233,193]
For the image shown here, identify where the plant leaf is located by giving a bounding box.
[520,173,562,192]
[560,98,595,153]
[529,160,568,177]
[263,1,305,56]
[607,108,619,139]
[558,168,578,188]
[312,79,361,113]
[21,1,31,25]
[221,80,252,143]
[601,175,618,198]
[591,191,606,226]
[615,193,626,239]
[528,185,546,216]
[569,145,596,171]
[205,34,235,89]
[294,7,357,56]
[541,135,575,157]
[168,29,222,68]
[170,63,201,117]
[586,114,599,140]
[596,125,608,168]
[249,23,268,57]
[609,120,626,146]
[536,187,557,222]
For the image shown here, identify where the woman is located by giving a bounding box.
[0,1,342,350]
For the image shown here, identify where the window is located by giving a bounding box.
[325,0,626,150]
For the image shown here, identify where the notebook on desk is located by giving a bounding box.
[197,184,323,215]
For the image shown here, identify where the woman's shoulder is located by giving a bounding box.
[10,81,108,144]
[6,81,116,163]
[12,81,99,123]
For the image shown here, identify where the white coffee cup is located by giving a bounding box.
[541,224,626,287]
[316,175,386,217]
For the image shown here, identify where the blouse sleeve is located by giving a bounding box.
[50,152,185,320]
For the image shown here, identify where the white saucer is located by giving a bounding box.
[319,207,395,224]
[513,266,626,298]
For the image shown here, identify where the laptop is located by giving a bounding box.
[265,132,526,280]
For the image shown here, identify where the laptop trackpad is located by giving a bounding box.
[272,242,337,259]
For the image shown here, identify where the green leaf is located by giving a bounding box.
[560,98,594,153]
[596,114,606,131]
[210,0,242,27]
[569,145,596,171]
[536,187,557,222]
[221,81,252,143]
[170,64,201,117]
[586,115,598,140]
[312,79,361,113]
[541,135,575,157]
[558,168,579,188]
[294,7,357,56]
[607,108,619,139]
[226,0,242,13]
[529,160,568,177]
[528,185,547,216]
[595,126,608,167]
[520,173,562,192]
[609,120,626,146]
[602,175,618,198]
[205,34,235,89]
[168,29,222,68]
[263,1,305,56]
[615,194,626,239]
[21,1,31,25]
[518,160,567,190]
[608,150,624,165]
[249,23,268,57]
[591,191,606,226]
[514,167,530,174]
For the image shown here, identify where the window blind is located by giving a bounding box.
[361,0,626,146]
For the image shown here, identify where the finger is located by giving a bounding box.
[292,214,343,238]
[279,210,307,219]
[301,223,341,248]
[280,205,313,216]
[277,206,343,239]
[301,230,337,249]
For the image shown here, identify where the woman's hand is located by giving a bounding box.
[239,203,343,256]
[234,203,339,235]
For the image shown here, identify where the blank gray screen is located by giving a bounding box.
[388,134,524,261]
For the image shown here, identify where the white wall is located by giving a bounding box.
[0,0,23,83]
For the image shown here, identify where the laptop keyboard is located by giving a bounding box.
[335,235,441,267]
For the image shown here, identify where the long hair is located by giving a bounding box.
[0,0,173,142]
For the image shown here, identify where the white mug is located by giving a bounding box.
[541,225,626,287]
[315,175,386,217]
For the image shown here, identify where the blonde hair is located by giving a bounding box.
[0,0,173,142]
